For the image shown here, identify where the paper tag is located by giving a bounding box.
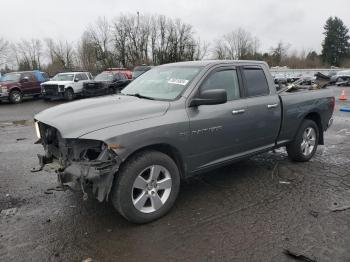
[168,78,189,85]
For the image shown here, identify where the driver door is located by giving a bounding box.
[73,73,84,93]
[186,66,249,172]
[20,72,37,95]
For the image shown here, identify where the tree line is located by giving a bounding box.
[0,14,349,76]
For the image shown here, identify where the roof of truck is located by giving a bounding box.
[57,72,90,74]
[161,60,268,67]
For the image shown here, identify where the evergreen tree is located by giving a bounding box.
[322,17,350,66]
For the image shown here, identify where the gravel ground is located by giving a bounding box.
[0,87,349,262]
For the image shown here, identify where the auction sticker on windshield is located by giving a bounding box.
[168,78,189,85]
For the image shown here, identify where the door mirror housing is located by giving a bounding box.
[74,78,80,82]
[190,89,227,107]
[21,76,29,82]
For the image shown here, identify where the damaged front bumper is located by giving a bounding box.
[35,122,122,202]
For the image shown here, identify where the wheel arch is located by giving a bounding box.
[9,86,22,93]
[121,143,187,179]
[304,112,324,145]
[66,86,74,92]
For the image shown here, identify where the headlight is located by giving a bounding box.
[34,122,41,139]
[0,86,7,93]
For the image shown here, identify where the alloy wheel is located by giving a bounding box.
[131,165,172,213]
[301,127,316,156]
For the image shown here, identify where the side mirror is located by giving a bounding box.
[22,76,29,82]
[190,89,227,107]
[74,78,80,82]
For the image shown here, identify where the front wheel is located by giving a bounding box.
[64,88,74,101]
[286,119,319,162]
[9,90,23,104]
[111,150,180,224]
[108,87,116,94]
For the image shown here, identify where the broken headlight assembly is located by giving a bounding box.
[34,121,41,139]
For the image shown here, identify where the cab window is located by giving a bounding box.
[242,68,269,97]
[200,69,240,101]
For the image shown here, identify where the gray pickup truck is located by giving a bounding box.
[34,60,334,223]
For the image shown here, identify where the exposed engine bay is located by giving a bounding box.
[34,121,121,202]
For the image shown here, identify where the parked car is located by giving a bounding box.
[132,65,153,79]
[329,70,350,84]
[285,73,301,83]
[106,68,132,79]
[287,77,318,90]
[273,73,287,84]
[34,60,334,223]
[41,72,92,101]
[82,71,131,97]
[0,70,49,103]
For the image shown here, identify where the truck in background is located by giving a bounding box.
[0,70,49,103]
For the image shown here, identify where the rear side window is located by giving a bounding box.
[200,69,240,101]
[41,72,49,81]
[22,72,36,81]
[119,73,126,80]
[80,73,88,80]
[114,73,121,81]
[242,68,269,97]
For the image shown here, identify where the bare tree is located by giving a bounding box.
[270,41,290,66]
[44,38,76,75]
[76,32,99,74]
[0,38,9,66]
[213,28,259,60]
[86,17,115,69]
[194,39,210,60]
[12,39,42,70]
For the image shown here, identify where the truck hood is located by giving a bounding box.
[35,95,170,138]
[0,81,19,87]
[41,80,74,85]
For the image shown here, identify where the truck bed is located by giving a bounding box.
[277,88,334,145]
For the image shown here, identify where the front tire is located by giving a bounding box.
[64,88,74,101]
[108,87,116,94]
[9,90,23,104]
[286,119,319,162]
[111,150,180,224]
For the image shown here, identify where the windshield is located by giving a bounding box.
[132,70,145,79]
[95,72,114,81]
[52,73,74,81]
[1,73,21,82]
[122,66,203,100]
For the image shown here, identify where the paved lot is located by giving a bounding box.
[0,87,350,262]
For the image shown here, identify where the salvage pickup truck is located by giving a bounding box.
[34,60,334,223]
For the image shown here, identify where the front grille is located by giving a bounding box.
[43,85,59,95]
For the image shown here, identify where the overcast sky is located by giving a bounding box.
[1,0,350,54]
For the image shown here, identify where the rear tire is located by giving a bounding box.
[108,87,116,94]
[286,119,319,162]
[9,90,22,104]
[64,88,74,101]
[111,150,180,224]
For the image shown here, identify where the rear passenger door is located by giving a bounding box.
[240,66,281,150]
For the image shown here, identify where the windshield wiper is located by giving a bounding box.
[124,93,155,100]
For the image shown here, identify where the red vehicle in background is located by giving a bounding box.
[106,68,132,79]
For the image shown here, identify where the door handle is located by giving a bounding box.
[232,109,245,115]
[267,104,278,109]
